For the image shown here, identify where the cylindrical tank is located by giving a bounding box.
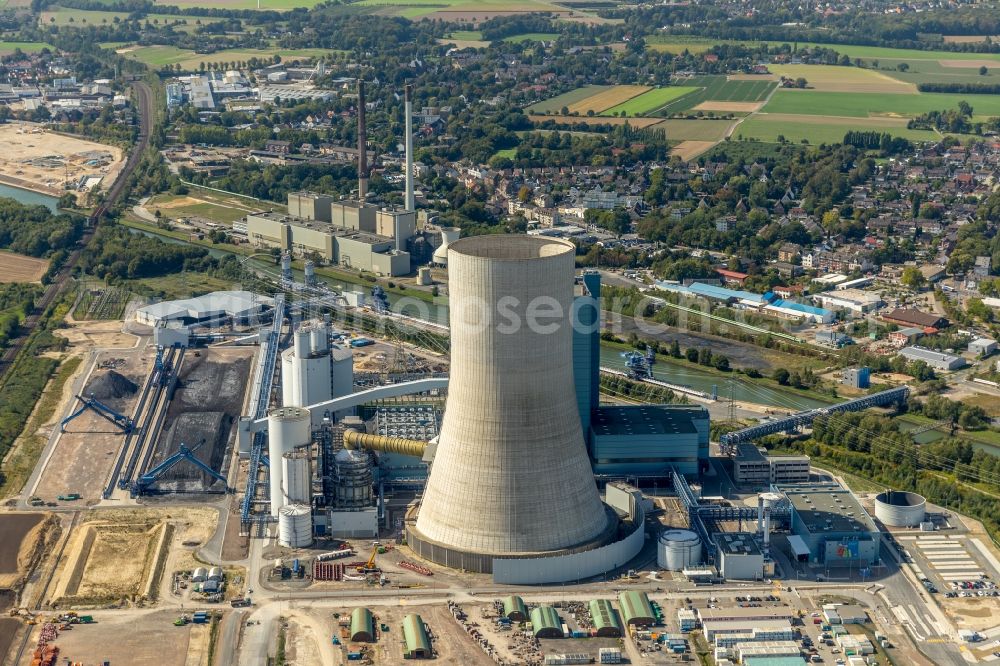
[304,260,316,285]
[208,566,223,581]
[281,345,331,417]
[413,236,609,560]
[282,448,311,506]
[278,504,313,548]
[334,448,373,509]
[330,346,354,418]
[281,252,292,277]
[192,567,208,582]
[267,407,311,516]
[417,266,432,286]
[309,321,329,354]
[293,327,310,358]
[874,490,926,527]
[657,529,702,571]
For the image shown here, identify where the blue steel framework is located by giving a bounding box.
[241,293,285,529]
[719,386,909,455]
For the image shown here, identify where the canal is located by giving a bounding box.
[0,183,59,212]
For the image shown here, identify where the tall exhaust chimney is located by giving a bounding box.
[357,78,368,200]
[404,83,415,211]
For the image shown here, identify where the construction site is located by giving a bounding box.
[0,123,123,200]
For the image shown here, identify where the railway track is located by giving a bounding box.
[0,81,154,387]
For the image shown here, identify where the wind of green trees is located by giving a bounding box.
[79,225,243,281]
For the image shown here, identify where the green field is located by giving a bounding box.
[648,35,1000,64]
[601,86,699,116]
[735,115,941,144]
[504,32,559,43]
[645,35,720,54]
[526,85,612,113]
[124,45,328,68]
[655,118,734,141]
[655,76,776,115]
[0,41,53,55]
[447,30,483,41]
[353,0,564,19]
[41,8,225,28]
[763,89,1000,118]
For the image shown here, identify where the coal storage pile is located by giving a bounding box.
[86,370,138,401]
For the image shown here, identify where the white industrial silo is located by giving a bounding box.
[657,529,702,570]
[410,236,610,570]
[874,490,926,527]
[267,407,311,516]
[431,227,460,267]
[282,448,311,506]
[282,321,332,419]
[417,266,432,286]
[303,260,316,286]
[281,252,292,281]
[278,503,313,548]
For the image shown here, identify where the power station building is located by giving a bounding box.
[590,406,708,476]
[246,209,411,276]
[774,482,880,565]
[572,270,711,477]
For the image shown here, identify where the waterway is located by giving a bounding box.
[0,183,59,212]
[598,346,833,411]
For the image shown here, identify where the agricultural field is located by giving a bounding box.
[40,8,224,28]
[767,64,916,93]
[762,88,1000,118]
[601,86,700,116]
[645,35,719,54]
[121,45,327,69]
[352,0,570,20]
[653,118,735,141]
[0,41,52,55]
[0,252,48,283]
[942,35,1000,44]
[872,59,1000,86]
[735,113,942,144]
[527,85,650,115]
[504,32,560,43]
[655,75,776,115]
[527,114,667,128]
[439,29,489,48]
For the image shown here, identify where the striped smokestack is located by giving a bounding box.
[404,83,415,211]
[358,78,368,199]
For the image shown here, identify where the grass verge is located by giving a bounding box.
[0,355,82,498]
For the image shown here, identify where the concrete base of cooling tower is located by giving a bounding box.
[404,503,624,576]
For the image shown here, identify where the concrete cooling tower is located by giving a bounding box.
[408,236,615,572]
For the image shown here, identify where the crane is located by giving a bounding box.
[61,394,135,434]
[132,440,229,496]
[356,546,379,573]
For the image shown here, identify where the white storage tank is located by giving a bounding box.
[192,567,208,582]
[278,503,313,548]
[657,529,702,571]
[267,407,311,516]
[282,448,312,506]
[874,490,926,527]
[417,266,432,286]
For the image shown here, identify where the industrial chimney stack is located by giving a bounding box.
[357,78,368,200]
[404,83,415,211]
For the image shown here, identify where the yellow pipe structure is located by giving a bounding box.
[343,429,428,458]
